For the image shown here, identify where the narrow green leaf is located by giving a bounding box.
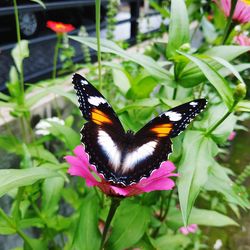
[211,56,245,83]
[11,40,29,73]
[41,177,64,217]
[189,208,238,226]
[177,131,218,225]
[205,45,250,60]
[166,0,189,58]
[69,36,174,83]
[205,163,250,209]
[236,100,250,112]
[178,46,250,87]
[0,167,59,198]
[179,51,234,109]
[72,195,101,250]
[30,0,46,8]
[219,63,250,77]
[106,203,150,250]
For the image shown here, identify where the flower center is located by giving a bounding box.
[242,0,250,6]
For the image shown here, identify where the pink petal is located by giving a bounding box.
[187,224,198,233]
[179,227,189,235]
[65,155,99,187]
[73,145,89,166]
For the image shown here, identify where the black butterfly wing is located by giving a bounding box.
[136,98,208,139]
[72,73,124,134]
[72,73,127,182]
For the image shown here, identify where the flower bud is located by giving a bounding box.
[234,82,247,101]
[179,43,191,52]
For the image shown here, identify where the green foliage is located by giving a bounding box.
[1,0,250,249]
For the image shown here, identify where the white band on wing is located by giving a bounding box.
[97,130,121,171]
[122,141,157,173]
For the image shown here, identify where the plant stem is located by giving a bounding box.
[206,101,237,136]
[13,0,24,104]
[52,34,61,79]
[221,0,237,45]
[151,189,174,238]
[99,197,121,250]
[95,0,102,90]
[0,208,33,249]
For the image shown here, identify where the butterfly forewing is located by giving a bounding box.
[135,99,207,139]
[72,73,124,134]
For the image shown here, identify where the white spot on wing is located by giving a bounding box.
[164,111,182,121]
[190,101,198,107]
[88,96,107,106]
[122,141,157,172]
[98,130,121,170]
[81,79,88,85]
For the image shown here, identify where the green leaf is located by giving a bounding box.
[155,234,191,250]
[48,122,80,150]
[0,167,59,198]
[0,220,16,235]
[205,45,250,60]
[219,63,250,77]
[178,51,234,109]
[72,195,101,250]
[210,56,245,84]
[166,0,189,58]
[117,98,160,114]
[41,177,64,217]
[194,103,237,143]
[189,208,238,226]
[127,76,158,99]
[177,131,218,226]
[112,67,131,94]
[149,0,170,18]
[19,218,44,229]
[205,163,250,209]
[201,16,217,43]
[236,100,250,112]
[11,40,29,73]
[106,202,150,250]
[69,36,174,83]
[0,92,10,101]
[30,0,46,8]
[178,46,250,87]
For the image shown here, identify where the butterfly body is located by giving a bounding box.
[72,73,207,186]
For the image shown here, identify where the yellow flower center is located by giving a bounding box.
[242,0,250,6]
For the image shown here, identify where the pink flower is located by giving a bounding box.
[234,34,250,46]
[65,145,178,197]
[179,224,198,235]
[216,0,250,23]
[228,131,236,141]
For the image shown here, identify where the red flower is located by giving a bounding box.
[216,0,250,23]
[46,21,75,34]
[65,145,179,197]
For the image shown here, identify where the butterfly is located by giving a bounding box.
[72,73,207,186]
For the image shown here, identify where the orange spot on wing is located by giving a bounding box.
[150,124,172,137]
[91,108,112,125]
